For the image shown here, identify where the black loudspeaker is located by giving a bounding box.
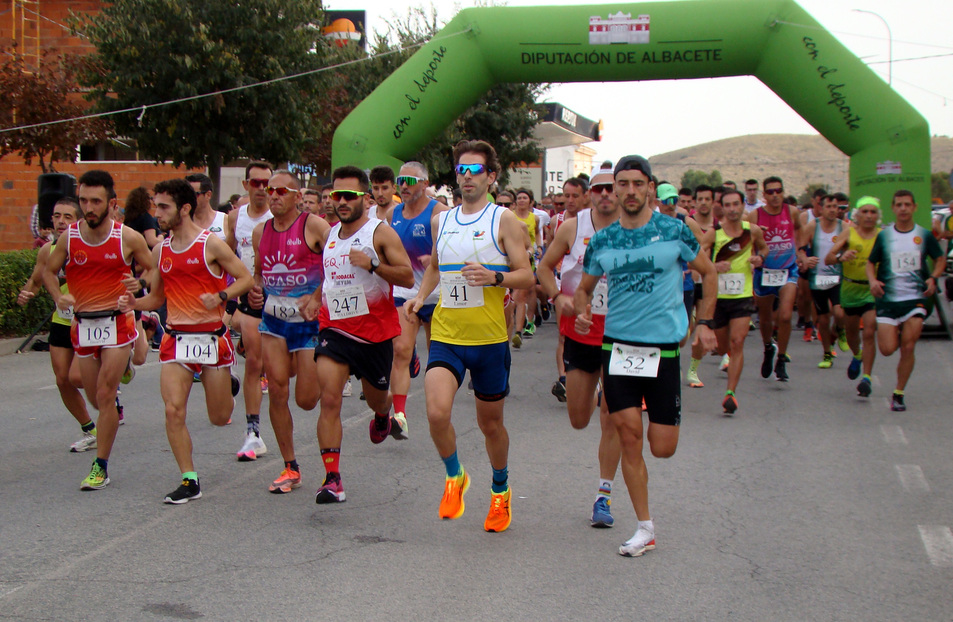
[37,173,77,229]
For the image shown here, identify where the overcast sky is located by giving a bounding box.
[327,0,953,163]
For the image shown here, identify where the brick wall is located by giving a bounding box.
[0,2,202,250]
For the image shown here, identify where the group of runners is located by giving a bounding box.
[18,139,945,558]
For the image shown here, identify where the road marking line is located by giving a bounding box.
[880,424,907,445]
[918,525,953,567]
[895,464,930,492]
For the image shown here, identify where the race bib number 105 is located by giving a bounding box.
[77,316,116,348]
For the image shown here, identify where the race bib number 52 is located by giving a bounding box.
[607,343,661,378]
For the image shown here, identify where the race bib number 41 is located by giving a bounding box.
[440,273,484,309]
[77,316,117,348]
[761,268,787,287]
[607,343,661,378]
[175,333,218,365]
[328,285,369,320]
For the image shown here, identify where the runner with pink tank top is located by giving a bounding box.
[746,176,801,382]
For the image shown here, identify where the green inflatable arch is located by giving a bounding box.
[332,0,930,223]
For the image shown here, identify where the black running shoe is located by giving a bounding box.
[857,377,872,397]
[774,357,788,382]
[164,478,202,504]
[760,343,777,379]
[890,393,906,412]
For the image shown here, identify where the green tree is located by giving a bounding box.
[931,172,953,204]
[302,6,545,186]
[680,169,722,191]
[0,48,111,173]
[797,182,830,206]
[76,0,339,203]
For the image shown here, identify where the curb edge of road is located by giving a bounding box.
[0,336,36,357]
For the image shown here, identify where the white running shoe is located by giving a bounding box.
[390,412,409,440]
[719,354,730,372]
[236,432,267,462]
[70,431,97,453]
[342,379,352,397]
[619,528,656,557]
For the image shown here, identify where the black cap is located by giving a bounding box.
[614,155,652,180]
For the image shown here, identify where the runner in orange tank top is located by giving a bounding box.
[120,179,253,504]
[43,170,153,492]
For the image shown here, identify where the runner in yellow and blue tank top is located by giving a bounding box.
[866,189,945,411]
[406,140,534,534]
[826,196,881,397]
[703,190,767,414]
[575,155,718,558]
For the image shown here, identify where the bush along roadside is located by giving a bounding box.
[0,249,54,337]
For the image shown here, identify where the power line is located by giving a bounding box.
[868,52,953,64]
[0,30,468,135]
[773,20,953,51]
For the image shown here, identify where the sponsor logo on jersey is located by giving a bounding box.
[73,250,88,266]
[473,230,486,240]
[914,236,922,245]
[187,258,200,265]
[104,253,118,260]
[161,257,174,273]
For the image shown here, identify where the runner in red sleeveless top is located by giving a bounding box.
[43,170,153,491]
[121,178,253,504]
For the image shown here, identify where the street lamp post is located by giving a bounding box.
[853,8,893,86]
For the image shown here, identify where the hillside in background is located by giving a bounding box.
[648,134,953,199]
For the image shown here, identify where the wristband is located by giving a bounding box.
[218,290,228,302]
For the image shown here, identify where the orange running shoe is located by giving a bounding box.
[438,470,470,519]
[268,467,301,494]
[484,487,512,532]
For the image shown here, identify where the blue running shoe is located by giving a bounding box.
[847,356,862,380]
[591,496,614,528]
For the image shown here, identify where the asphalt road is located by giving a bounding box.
[0,319,951,621]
